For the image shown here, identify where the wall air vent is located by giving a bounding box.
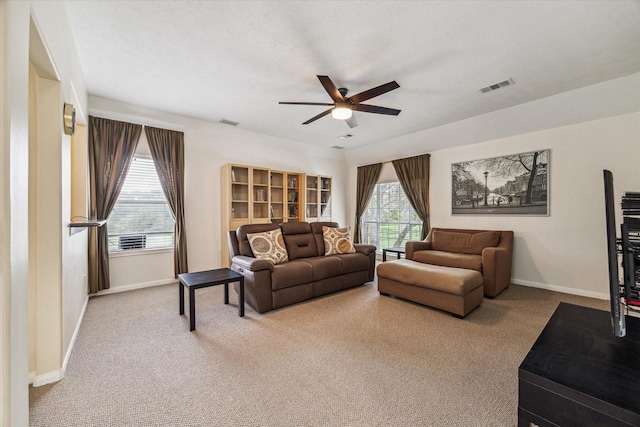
[479,78,515,93]
[331,145,345,150]
[218,118,239,126]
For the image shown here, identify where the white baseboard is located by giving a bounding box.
[30,296,89,387]
[31,281,174,387]
[63,295,89,371]
[91,278,177,296]
[32,368,65,387]
[512,278,609,300]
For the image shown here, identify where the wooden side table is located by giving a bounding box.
[178,268,245,331]
[382,246,405,261]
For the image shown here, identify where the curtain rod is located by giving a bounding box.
[88,111,185,133]
[358,153,431,168]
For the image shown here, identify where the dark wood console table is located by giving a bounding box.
[518,302,640,426]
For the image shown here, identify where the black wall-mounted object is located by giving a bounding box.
[603,169,626,337]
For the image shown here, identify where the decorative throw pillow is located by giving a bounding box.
[322,226,356,256]
[247,228,289,264]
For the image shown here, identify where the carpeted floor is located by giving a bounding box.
[29,280,608,426]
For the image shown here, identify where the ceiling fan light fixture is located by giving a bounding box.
[280,75,400,127]
[331,106,352,120]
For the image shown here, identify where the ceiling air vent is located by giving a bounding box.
[331,145,345,150]
[218,118,239,126]
[479,78,515,93]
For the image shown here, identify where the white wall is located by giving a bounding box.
[429,112,639,298]
[61,130,89,375]
[26,1,89,389]
[345,75,640,299]
[89,96,349,291]
[30,67,65,380]
[1,2,31,424]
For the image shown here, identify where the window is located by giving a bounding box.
[108,157,174,252]
[362,182,422,251]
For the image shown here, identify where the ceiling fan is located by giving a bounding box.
[279,75,401,128]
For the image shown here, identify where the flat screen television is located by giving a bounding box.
[603,169,626,337]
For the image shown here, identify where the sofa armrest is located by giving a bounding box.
[481,247,512,297]
[354,244,376,256]
[231,255,274,272]
[405,241,431,260]
[354,244,377,282]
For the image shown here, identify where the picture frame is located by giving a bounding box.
[451,149,549,215]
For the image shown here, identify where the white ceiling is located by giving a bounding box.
[64,1,640,151]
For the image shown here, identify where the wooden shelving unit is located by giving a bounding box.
[285,173,302,222]
[320,176,332,219]
[305,175,332,221]
[228,165,250,229]
[252,168,270,222]
[269,171,285,224]
[306,175,318,220]
[221,164,331,265]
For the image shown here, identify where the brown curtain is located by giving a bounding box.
[145,126,189,277]
[354,163,383,243]
[88,116,142,293]
[392,154,431,240]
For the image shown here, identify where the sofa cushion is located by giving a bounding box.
[323,226,356,255]
[337,252,370,274]
[246,228,289,264]
[280,222,319,260]
[236,223,280,257]
[412,250,482,272]
[310,221,339,256]
[271,260,313,290]
[431,230,500,255]
[302,256,343,281]
[377,259,483,296]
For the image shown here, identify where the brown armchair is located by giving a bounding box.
[405,227,514,298]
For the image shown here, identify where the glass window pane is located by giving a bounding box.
[107,157,175,252]
[362,181,420,251]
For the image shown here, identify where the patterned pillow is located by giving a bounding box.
[322,226,356,256]
[247,228,289,264]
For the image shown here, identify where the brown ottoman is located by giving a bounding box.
[377,259,483,318]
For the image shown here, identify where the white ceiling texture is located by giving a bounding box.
[64,1,640,151]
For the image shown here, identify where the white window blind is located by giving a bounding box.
[107,157,174,252]
[362,182,422,251]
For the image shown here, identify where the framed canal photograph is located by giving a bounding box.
[452,149,549,215]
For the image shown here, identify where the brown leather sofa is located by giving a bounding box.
[405,227,514,298]
[228,221,376,313]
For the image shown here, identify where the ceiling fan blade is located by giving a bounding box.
[317,75,344,102]
[348,81,400,104]
[302,108,332,125]
[345,115,358,128]
[279,102,335,106]
[354,104,401,116]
